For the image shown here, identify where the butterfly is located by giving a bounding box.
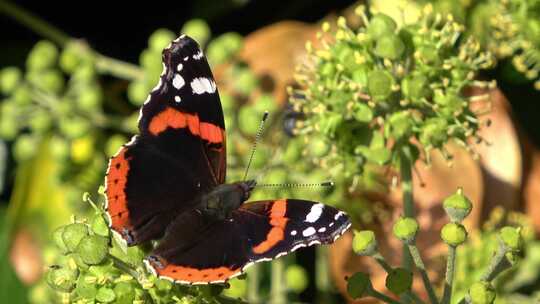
[104,35,351,285]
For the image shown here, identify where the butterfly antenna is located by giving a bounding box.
[243,111,269,181]
[257,181,335,188]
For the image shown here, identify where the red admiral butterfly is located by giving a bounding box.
[104,35,351,285]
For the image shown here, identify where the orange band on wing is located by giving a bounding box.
[252,199,288,254]
[152,260,240,283]
[106,148,132,231]
[148,107,224,144]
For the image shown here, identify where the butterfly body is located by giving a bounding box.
[104,35,351,284]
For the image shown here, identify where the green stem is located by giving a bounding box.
[0,0,70,45]
[368,288,401,304]
[108,254,140,280]
[247,264,261,304]
[442,245,456,304]
[270,259,286,304]
[400,147,414,269]
[480,243,511,282]
[373,252,392,273]
[408,244,439,304]
[0,1,144,81]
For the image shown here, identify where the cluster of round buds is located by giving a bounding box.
[290,5,495,186]
[44,195,214,304]
[472,0,540,89]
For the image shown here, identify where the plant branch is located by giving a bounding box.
[408,244,439,304]
[368,288,402,304]
[270,258,286,304]
[400,147,414,270]
[0,0,70,46]
[480,243,511,282]
[247,264,261,304]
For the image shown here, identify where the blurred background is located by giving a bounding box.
[2,0,540,303]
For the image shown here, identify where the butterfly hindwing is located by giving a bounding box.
[144,199,351,284]
[105,36,226,245]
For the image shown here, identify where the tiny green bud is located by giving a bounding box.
[148,29,175,52]
[46,266,79,292]
[76,235,109,265]
[155,278,173,292]
[181,19,211,46]
[367,14,397,38]
[443,188,472,222]
[374,34,405,60]
[419,118,448,148]
[469,281,495,304]
[286,265,309,293]
[105,134,128,158]
[385,268,413,295]
[352,230,377,256]
[114,282,136,304]
[62,223,89,252]
[0,67,22,94]
[128,80,149,106]
[75,274,98,299]
[402,74,431,101]
[393,217,419,243]
[222,278,247,298]
[309,137,330,157]
[387,111,413,140]
[27,40,58,71]
[70,253,89,271]
[13,134,38,162]
[91,214,110,237]
[352,103,373,123]
[347,272,371,299]
[53,226,68,253]
[367,70,394,100]
[441,222,467,246]
[238,106,260,136]
[96,287,116,303]
[499,226,523,253]
[235,68,259,95]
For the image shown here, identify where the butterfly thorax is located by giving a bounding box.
[199,180,256,221]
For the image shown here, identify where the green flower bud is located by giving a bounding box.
[352,230,377,256]
[181,19,211,46]
[356,147,391,165]
[128,80,149,105]
[75,274,98,299]
[149,29,175,52]
[12,85,32,105]
[58,117,91,139]
[402,74,431,101]
[367,70,394,101]
[434,92,465,116]
[441,223,467,247]
[469,281,495,304]
[29,110,52,134]
[347,272,371,299]
[46,266,79,292]
[71,136,94,164]
[385,268,413,295]
[27,69,64,94]
[155,278,173,292]
[91,214,110,237]
[60,43,82,73]
[72,63,96,84]
[105,134,128,158]
[417,46,440,65]
[309,137,330,157]
[76,235,109,265]
[387,111,413,140]
[0,117,17,140]
[88,261,117,278]
[238,106,260,136]
[62,223,89,252]
[254,94,277,114]
[283,139,302,163]
[443,188,473,222]
[50,136,69,160]
[234,68,258,95]
[139,49,161,70]
[27,40,58,71]
[0,67,22,94]
[220,32,243,55]
[96,287,116,303]
[286,265,309,293]
[499,226,523,253]
[70,253,90,270]
[206,32,243,66]
[53,226,68,253]
[114,282,136,304]
[374,34,405,60]
[319,113,343,137]
[13,134,39,162]
[393,217,419,243]
[367,14,397,38]
[353,103,373,123]
[222,278,247,298]
[419,118,448,148]
[77,87,102,111]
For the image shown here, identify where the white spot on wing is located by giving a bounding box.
[191,77,217,94]
[318,227,326,233]
[290,230,297,236]
[177,63,183,71]
[193,50,204,60]
[184,56,189,61]
[305,203,324,223]
[302,227,316,237]
[173,74,185,90]
[334,211,345,220]
[174,96,181,103]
